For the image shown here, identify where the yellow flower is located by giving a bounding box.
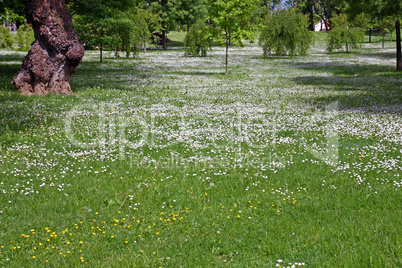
[32,256,36,259]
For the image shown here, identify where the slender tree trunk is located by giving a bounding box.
[382,32,385,49]
[100,28,103,63]
[369,28,372,43]
[396,20,402,71]
[13,0,84,95]
[318,1,329,30]
[310,0,315,31]
[225,39,229,76]
[162,29,167,50]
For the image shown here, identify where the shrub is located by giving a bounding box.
[0,26,13,48]
[259,9,312,57]
[109,14,149,58]
[16,24,35,51]
[326,14,365,53]
[184,21,213,57]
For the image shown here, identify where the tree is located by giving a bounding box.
[16,23,34,51]
[108,14,149,58]
[67,0,137,62]
[208,0,258,75]
[184,20,213,57]
[148,0,182,50]
[179,0,208,32]
[376,16,394,48]
[292,0,346,31]
[12,0,84,95]
[73,15,111,62]
[0,0,25,28]
[259,8,313,56]
[0,26,13,48]
[326,14,365,53]
[344,0,402,71]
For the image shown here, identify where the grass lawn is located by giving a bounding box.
[0,32,401,267]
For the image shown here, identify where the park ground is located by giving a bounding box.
[0,31,401,267]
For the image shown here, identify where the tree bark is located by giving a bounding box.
[396,20,402,71]
[225,40,229,76]
[100,28,104,63]
[13,0,84,95]
[162,29,167,50]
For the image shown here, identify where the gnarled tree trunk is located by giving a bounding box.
[13,0,84,95]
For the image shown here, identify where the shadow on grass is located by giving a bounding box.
[169,70,226,76]
[288,60,402,113]
[287,59,400,77]
[356,50,396,60]
[167,41,184,48]
[71,57,160,91]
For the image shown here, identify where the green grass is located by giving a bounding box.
[0,32,401,267]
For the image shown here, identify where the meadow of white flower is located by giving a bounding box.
[0,37,400,266]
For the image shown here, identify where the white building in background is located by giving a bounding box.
[314,19,330,31]
[3,21,17,31]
